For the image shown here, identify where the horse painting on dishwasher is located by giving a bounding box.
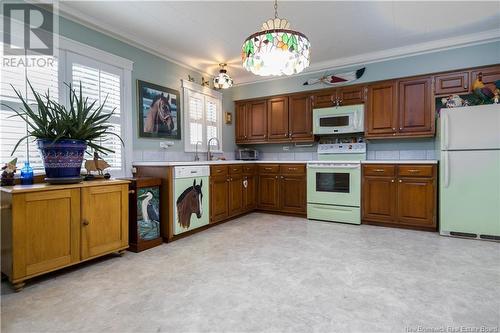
[176,179,203,230]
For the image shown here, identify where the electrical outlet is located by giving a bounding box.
[159,141,175,149]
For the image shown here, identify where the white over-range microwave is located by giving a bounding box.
[312,104,364,135]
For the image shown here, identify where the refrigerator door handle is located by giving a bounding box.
[444,151,450,188]
[443,111,450,150]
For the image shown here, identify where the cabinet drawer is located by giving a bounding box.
[363,165,395,177]
[242,164,256,175]
[228,165,242,175]
[280,164,306,175]
[398,165,434,177]
[258,164,280,174]
[211,165,228,176]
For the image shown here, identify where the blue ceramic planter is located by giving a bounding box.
[37,139,87,180]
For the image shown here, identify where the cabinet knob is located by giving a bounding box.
[392,128,396,131]
[281,176,284,179]
[82,219,89,226]
[275,176,278,179]
[391,179,395,183]
[399,179,402,183]
[285,133,288,137]
[399,127,403,130]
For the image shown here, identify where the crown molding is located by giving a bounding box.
[56,2,213,79]
[234,28,500,86]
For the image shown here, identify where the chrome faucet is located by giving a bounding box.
[194,141,202,161]
[207,137,220,161]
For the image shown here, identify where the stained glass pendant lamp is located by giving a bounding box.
[241,0,311,77]
[213,63,233,89]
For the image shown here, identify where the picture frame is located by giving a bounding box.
[137,80,181,139]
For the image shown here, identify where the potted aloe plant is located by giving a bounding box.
[5,81,123,184]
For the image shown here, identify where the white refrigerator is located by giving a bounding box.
[440,104,500,240]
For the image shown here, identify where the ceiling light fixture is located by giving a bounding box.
[241,0,310,77]
[213,63,233,89]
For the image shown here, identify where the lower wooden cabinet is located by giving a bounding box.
[1,180,129,291]
[243,174,256,211]
[362,164,437,230]
[257,164,307,215]
[228,174,244,216]
[210,173,229,223]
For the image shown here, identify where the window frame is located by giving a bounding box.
[0,35,134,177]
[182,80,223,153]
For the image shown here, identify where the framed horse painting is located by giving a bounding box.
[137,80,181,139]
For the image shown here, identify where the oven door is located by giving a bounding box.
[307,163,361,206]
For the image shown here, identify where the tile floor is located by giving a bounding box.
[2,213,499,332]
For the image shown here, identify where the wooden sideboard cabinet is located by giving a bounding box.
[1,180,129,291]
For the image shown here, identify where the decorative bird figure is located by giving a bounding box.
[303,67,365,86]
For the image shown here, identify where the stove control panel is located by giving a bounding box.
[318,143,366,154]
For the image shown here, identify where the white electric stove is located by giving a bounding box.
[307,142,366,224]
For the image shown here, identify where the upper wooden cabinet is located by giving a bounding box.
[236,94,313,144]
[247,100,268,141]
[365,76,434,138]
[398,76,433,135]
[267,97,289,140]
[366,81,398,136]
[434,72,469,95]
[289,94,313,141]
[312,86,366,108]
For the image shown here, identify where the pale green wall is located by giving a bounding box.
[227,41,500,154]
[55,15,235,153]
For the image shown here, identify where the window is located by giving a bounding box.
[0,51,58,171]
[0,36,133,176]
[183,80,223,152]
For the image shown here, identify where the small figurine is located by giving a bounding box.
[84,152,111,180]
[494,89,500,104]
[201,77,210,87]
[1,158,18,186]
[441,94,469,108]
[471,73,485,91]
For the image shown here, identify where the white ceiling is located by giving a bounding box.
[58,1,500,85]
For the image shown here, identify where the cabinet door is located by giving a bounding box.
[366,81,398,137]
[362,176,396,223]
[243,175,256,211]
[398,76,433,135]
[279,175,306,214]
[12,189,80,279]
[289,94,313,141]
[81,184,128,259]
[267,97,289,141]
[228,174,244,216]
[235,102,247,143]
[247,100,268,141]
[257,174,280,210]
[397,178,436,229]
[338,86,366,105]
[312,89,336,108]
[434,72,469,95]
[210,175,229,223]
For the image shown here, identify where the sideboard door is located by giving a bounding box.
[81,184,128,259]
[13,189,81,279]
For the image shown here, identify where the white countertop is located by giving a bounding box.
[133,159,438,167]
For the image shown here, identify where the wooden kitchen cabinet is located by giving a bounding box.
[267,96,289,140]
[434,71,469,95]
[242,165,256,212]
[247,100,268,141]
[471,65,500,90]
[361,164,437,231]
[365,81,398,137]
[257,164,306,215]
[235,102,247,143]
[337,85,366,105]
[311,89,336,108]
[228,174,244,217]
[398,76,433,135]
[1,180,129,291]
[289,94,314,141]
[210,172,229,223]
[365,76,434,139]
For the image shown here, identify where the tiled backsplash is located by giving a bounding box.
[133,148,437,162]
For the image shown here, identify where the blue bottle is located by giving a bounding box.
[20,162,34,185]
